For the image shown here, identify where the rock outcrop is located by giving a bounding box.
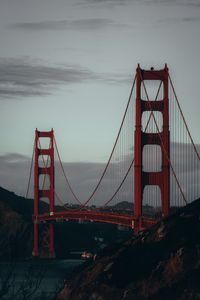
[57,199,200,300]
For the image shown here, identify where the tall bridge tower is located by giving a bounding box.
[134,65,170,232]
[32,129,55,258]
[31,65,173,257]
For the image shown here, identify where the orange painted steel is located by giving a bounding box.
[134,65,170,233]
[34,211,157,230]
[32,66,172,258]
[32,129,55,258]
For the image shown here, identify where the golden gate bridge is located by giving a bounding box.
[26,64,200,257]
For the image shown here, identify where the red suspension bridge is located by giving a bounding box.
[26,65,200,257]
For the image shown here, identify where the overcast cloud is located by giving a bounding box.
[157,16,200,24]
[0,142,200,207]
[81,0,200,7]
[9,18,123,32]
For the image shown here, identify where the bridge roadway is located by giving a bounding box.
[34,210,157,229]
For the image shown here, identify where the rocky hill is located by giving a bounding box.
[57,199,200,300]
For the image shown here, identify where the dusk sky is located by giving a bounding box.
[0,0,200,201]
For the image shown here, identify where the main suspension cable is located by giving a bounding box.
[80,74,137,208]
[102,160,134,208]
[54,137,82,206]
[101,80,162,207]
[38,138,67,208]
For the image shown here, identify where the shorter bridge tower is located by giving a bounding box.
[134,65,170,233]
[32,129,55,258]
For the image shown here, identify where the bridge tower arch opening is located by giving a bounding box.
[134,64,170,233]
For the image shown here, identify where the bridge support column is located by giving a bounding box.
[134,65,170,233]
[49,223,55,258]
[32,129,55,258]
[32,222,39,257]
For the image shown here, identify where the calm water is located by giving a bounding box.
[0,259,83,299]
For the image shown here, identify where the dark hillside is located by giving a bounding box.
[0,187,132,259]
[0,187,49,221]
[57,199,200,300]
[0,187,33,258]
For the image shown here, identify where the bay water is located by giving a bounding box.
[0,259,83,299]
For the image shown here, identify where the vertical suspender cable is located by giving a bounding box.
[81,75,136,208]
[139,69,187,205]
[102,80,163,208]
[169,75,200,161]
[54,137,82,206]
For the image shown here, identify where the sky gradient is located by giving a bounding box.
[0,0,200,200]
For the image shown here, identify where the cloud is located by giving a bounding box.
[157,16,200,25]
[0,153,119,204]
[0,153,30,163]
[0,57,98,99]
[9,18,126,32]
[168,0,200,7]
[0,57,131,100]
[0,150,134,206]
[78,0,131,6]
[144,0,200,6]
[0,142,200,207]
[80,0,200,6]
[0,58,92,99]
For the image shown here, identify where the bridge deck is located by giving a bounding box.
[34,211,157,229]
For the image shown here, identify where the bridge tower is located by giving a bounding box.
[32,129,55,258]
[134,65,170,233]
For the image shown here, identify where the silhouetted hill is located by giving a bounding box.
[57,199,200,300]
[113,201,133,210]
[0,187,32,258]
[0,187,132,259]
[0,187,49,221]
